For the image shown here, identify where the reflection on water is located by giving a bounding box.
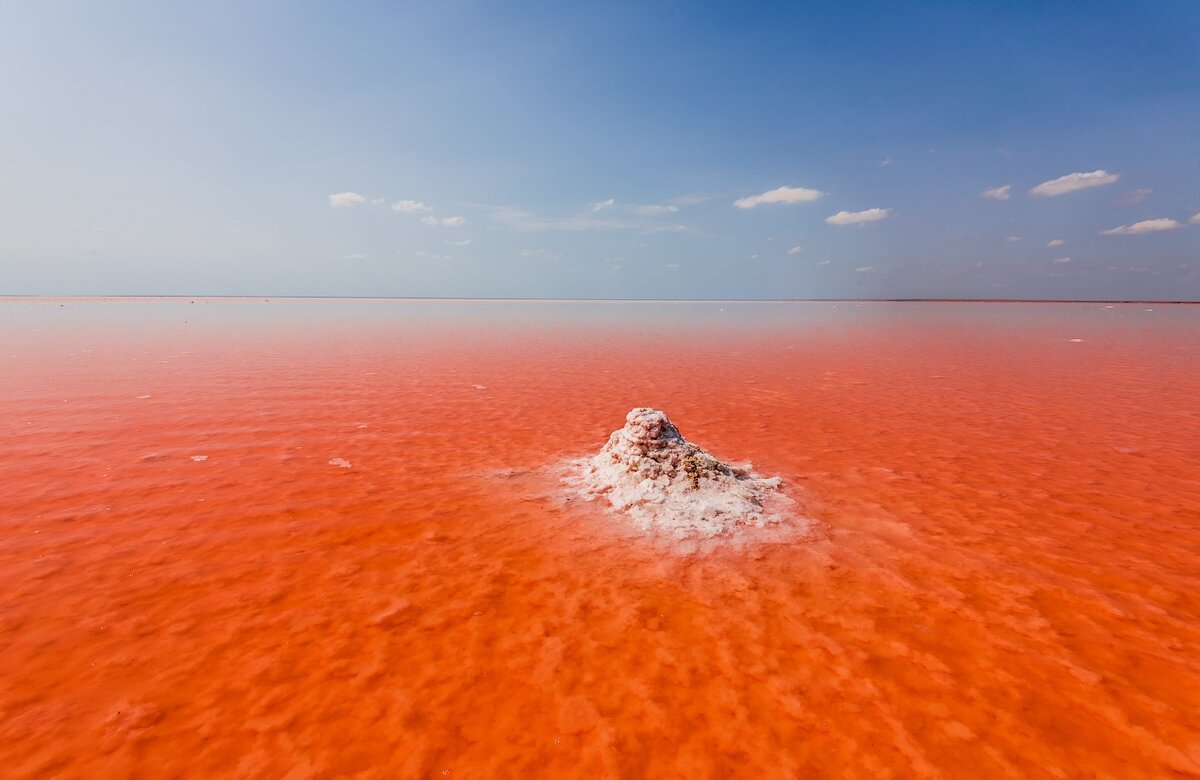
[1,299,1198,777]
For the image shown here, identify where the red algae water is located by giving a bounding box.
[2,298,1199,778]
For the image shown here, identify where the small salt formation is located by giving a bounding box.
[572,407,789,539]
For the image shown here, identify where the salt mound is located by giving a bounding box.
[571,407,790,539]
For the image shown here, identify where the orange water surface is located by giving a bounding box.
[2,299,1199,778]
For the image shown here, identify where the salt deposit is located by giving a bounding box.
[570,407,793,539]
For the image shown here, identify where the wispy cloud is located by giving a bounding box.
[1030,170,1119,197]
[1120,187,1153,204]
[421,216,466,227]
[1053,256,1072,264]
[826,208,890,226]
[329,192,366,208]
[787,245,803,255]
[592,198,682,216]
[1190,213,1200,225]
[981,185,1011,201]
[629,204,679,216]
[879,157,892,167]
[474,203,689,234]
[447,238,472,247]
[854,266,875,273]
[391,200,432,213]
[520,248,562,260]
[1100,218,1182,235]
[1047,239,1066,248]
[734,185,824,209]
[1006,235,1022,242]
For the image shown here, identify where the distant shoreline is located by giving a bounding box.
[1,296,1197,304]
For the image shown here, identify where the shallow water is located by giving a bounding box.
[1,298,1199,777]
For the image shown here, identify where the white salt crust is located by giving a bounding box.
[569,408,793,539]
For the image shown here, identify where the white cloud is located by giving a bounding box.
[787,245,803,255]
[370,198,386,206]
[734,185,824,209]
[826,208,890,226]
[1053,256,1072,264]
[447,238,472,247]
[391,200,432,213]
[1100,218,1182,235]
[817,260,830,265]
[854,266,874,273]
[1190,213,1200,225]
[1006,235,1022,242]
[1029,170,1119,197]
[421,216,466,227]
[1047,239,1066,248]
[982,185,1011,200]
[1121,187,1153,204]
[880,157,892,167]
[329,192,366,208]
[591,198,615,212]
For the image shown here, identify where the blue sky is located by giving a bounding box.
[2,1,1198,299]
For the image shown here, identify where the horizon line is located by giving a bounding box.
[1,295,1198,304]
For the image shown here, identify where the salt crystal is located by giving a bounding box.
[567,408,794,539]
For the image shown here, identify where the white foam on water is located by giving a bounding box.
[565,408,807,541]
[329,458,352,468]
[190,455,208,462]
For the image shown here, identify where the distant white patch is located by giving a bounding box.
[329,458,352,468]
[1047,239,1066,248]
[982,185,1011,200]
[391,200,432,213]
[447,238,472,246]
[566,408,804,541]
[520,248,562,260]
[1191,213,1200,225]
[329,192,366,208]
[1120,187,1153,204]
[1100,218,1182,236]
[1030,170,1119,197]
[136,394,151,399]
[1053,257,1072,264]
[787,245,803,255]
[472,384,487,390]
[734,186,824,209]
[665,263,680,270]
[629,204,679,216]
[1069,338,1083,343]
[1006,235,1022,242]
[826,208,890,226]
[590,198,615,212]
[854,266,875,273]
[421,216,466,227]
[879,156,892,167]
[190,455,208,462]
